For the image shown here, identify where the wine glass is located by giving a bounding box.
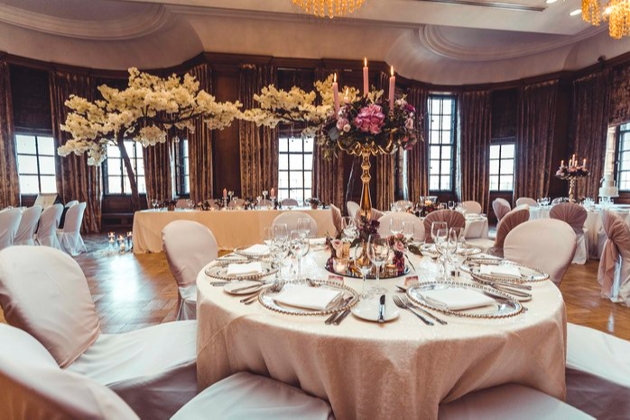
[367,235,389,295]
[448,200,455,210]
[342,216,358,242]
[431,221,448,244]
[389,218,403,237]
[270,238,289,282]
[289,231,310,283]
[273,223,288,243]
[434,227,450,280]
[402,220,415,244]
[151,199,160,211]
[297,218,312,238]
[262,227,274,246]
[354,245,374,298]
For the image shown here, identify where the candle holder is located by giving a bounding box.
[555,155,589,203]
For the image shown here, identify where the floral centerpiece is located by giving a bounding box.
[555,155,589,202]
[305,197,321,209]
[387,233,407,276]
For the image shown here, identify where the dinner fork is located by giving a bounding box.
[399,295,447,325]
[392,295,434,326]
[240,283,283,305]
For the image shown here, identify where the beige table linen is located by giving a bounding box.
[133,208,336,253]
[196,252,567,420]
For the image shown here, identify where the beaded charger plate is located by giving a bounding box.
[258,280,359,316]
[204,261,278,281]
[233,245,271,259]
[461,258,549,283]
[406,282,523,319]
[420,243,482,257]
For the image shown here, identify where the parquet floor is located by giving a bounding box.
[1,234,629,340]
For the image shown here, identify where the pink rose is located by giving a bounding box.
[353,104,385,135]
[393,241,405,253]
[405,118,414,129]
[331,239,343,250]
[336,117,349,131]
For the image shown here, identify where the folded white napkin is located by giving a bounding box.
[420,288,495,311]
[242,244,269,256]
[274,285,343,311]
[226,261,264,277]
[479,264,521,278]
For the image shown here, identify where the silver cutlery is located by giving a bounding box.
[378,294,386,323]
[399,295,447,325]
[231,282,264,293]
[332,309,352,325]
[210,281,229,287]
[488,283,532,299]
[325,296,353,325]
[240,283,283,305]
[392,295,434,326]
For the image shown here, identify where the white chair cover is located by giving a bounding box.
[57,202,87,256]
[550,202,589,264]
[438,383,594,419]
[377,212,424,241]
[0,207,22,249]
[347,201,360,219]
[0,324,139,420]
[423,210,466,243]
[35,203,63,249]
[566,323,630,420]
[172,372,333,420]
[516,197,538,207]
[369,208,384,221]
[281,198,299,207]
[504,219,577,286]
[65,200,79,208]
[272,212,318,238]
[598,210,630,304]
[259,199,273,208]
[462,200,482,214]
[33,193,59,209]
[487,207,529,257]
[0,246,198,419]
[162,220,218,320]
[14,205,42,246]
[329,204,343,236]
[492,198,511,222]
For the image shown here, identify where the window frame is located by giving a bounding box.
[488,141,515,192]
[277,133,314,203]
[103,140,146,195]
[14,131,57,195]
[427,94,457,193]
[616,123,630,192]
[173,138,190,197]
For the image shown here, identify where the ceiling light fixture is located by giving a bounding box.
[291,0,366,18]
[570,8,583,16]
[582,0,630,38]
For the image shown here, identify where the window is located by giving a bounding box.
[278,136,313,203]
[427,95,456,191]
[15,133,57,194]
[617,123,630,191]
[489,143,515,191]
[104,140,146,194]
[173,139,190,196]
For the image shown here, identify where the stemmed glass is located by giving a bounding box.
[448,200,455,210]
[273,223,289,243]
[262,227,274,247]
[354,245,374,298]
[151,199,160,211]
[434,227,450,281]
[342,216,358,242]
[431,221,448,244]
[270,237,289,282]
[289,230,310,283]
[402,220,415,245]
[367,235,389,295]
[297,218,312,238]
[389,218,403,237]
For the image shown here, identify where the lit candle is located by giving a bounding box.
[344,88,350,104]
[583,158,586,167]
[363,58,369,96]
[388,66,395,111]
[223,188,227,199]
[572,154,576,166]
[560,160,564,167]
[332,73,340,115]
[271,188,275,198]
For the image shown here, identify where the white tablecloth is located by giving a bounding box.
[463,215,489,239]
[132,208,336,253]
[196,251,566,419]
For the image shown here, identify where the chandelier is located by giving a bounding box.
[582,0,630,39]
[291,0,366,18]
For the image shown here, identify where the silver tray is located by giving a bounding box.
[406,281,523,319]
[460,259,549,283]
[204,261,278,281]
[258,280,359,316]
[421,243,482,256]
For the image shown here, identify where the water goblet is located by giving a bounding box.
[367,235,389,295]
[354,245,374,298]
[342,216,358,242]
[297,218,312,238]
[151,199,160,211]
[289,231,310,282]
[389,218,403,237]
[448,200,455,210]
[431,221,448,244]
[433,228,449,280]
[270,238,289,282]
[402,221,415,244]
[262,227,274,247]
[273,223,289,243]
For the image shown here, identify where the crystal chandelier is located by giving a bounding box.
[291,0,366,18]
[582,0,630,39]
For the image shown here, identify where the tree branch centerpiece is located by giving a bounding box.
[555,155,589,202]
[58,68,242,210]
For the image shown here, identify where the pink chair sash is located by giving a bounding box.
[549,203,587,235]
[492,199,511,222]
[423,210,466,243]
[489,208,530,256]
[330,204,343,236]
[598,211,630,299]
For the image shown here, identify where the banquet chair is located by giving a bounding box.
[281,198,299,207]
[423,210,466,243]
[65,200,79,208]
[272,212,318,237]
[549,202,589,264]
[0,323,334,420]
[0,246,198,419]
[484,207,529,257]
[57,202,87,256]
[377,212,424,241]
[516,197,538,207]
[492,198,511,222]
[59,200,78,229]
[565,323,630,420]
[330,204,343,236]
[175,198,190,209]
[13,205,42,246]
[503,219,577,286]
[259,198,273,208]
[0,208,21,250]
[438,383,593,419]
[461,200,482,215]
[597,210,630,304]
[347,201,360,219]
[35,203,63,249]
[162,220,219,320]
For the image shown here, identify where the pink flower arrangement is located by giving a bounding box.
[353,104,385,134]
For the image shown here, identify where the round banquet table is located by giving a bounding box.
[196,250,566,420]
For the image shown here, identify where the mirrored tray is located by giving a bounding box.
[204,261,278,281]
[406,281,523,319]
[325,260,410,279]
[460,259,549,283]
[420,243,482,256]
[233,245,271,259]
[258,280,359,316]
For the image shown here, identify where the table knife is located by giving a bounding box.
[378,294,386,323]
[332,309,352,325]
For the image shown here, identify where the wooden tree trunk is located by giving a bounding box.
[116,132,142,211]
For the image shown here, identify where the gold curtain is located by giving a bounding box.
[0,62,19,208]
[609,62,630,126]
[188,63,214,202]
[459,91,492,212]
[143,141,172,203]
[239,64,278,198]
[375,71,395,210]
[406,86,429,202]
[514,80,559,200]
[49,70,102,232]
[572,70,610,198]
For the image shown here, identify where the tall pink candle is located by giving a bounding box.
[332,73,340,115]
[363,58,369,96]
[271,188,275,197]
[222,188,227,198]
[388,66,395,110]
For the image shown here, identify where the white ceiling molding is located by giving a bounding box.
[0,2,170,40]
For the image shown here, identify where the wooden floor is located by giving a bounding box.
[1,234,630,340]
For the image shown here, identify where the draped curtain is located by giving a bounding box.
[572,70,610,198]
[142,140,172,203]
[459,91,492,212]
[0,61,19,208]
[514,80,559,200]
[406,86,429,202]
[239,64,278,198]
[375,71,395,210]
[609,62,630,126]
[49,70,101,232]
[188,63,214,202]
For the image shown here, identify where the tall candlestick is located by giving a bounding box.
[363,58,369,96]
[388,66,395,111]
[223,188,227,199]
[332,73,340,115]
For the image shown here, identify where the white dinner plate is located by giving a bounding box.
[351,295,400,322]
[223,280,264,295]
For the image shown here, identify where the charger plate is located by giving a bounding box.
[421,243,482,257]
[406,281,523,319]
[204,261,278,281]
[233,245,271,258]
[460,259,549,283]
[258,280,359,316]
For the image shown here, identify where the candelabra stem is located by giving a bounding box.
[568,177,577,202]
